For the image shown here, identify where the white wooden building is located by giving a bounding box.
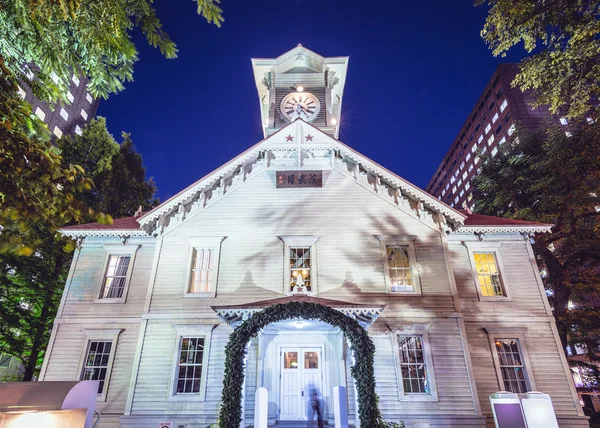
[42,46,588,428]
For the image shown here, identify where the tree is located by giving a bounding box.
[0,118,157,381]
[0,0,224,101]
[472,121,600,383]
[477,0,600,118]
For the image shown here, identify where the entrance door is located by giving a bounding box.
[280,347,322,421]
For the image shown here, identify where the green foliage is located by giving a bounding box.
[0,0,224,102]
[0,69,95,255]
[218,301,404,428]
[472,122,600,373]
[478,0,600,118]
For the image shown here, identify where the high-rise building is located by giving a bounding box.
[426,64,594,210]
[18,73,100,138]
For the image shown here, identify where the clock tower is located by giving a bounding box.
[252,45,349,139]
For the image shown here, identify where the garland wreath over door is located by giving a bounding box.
[217,301,403,428]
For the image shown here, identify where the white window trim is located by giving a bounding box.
[279,235,320,296]
[464,241,512,302]
[168,325,214,402]
[75,328,123,402]
[485,328,536,392]
[94,245,140,304]
[377,235,421,295]
[183,237,226,298]
[391,325,438,401]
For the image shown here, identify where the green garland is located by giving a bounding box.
[217,301,403,428]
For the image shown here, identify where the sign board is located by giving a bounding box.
[521,392,559,428]
[490,392,526,428]
[276,171,323,188]
[158,422,172,428]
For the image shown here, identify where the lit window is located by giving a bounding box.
[441,189,446,197]
[290,247,311,293]
[473,252,504,297]
[75,125,83,136]
[471,143,477,153]
[450,176,456,184]
[189,249,213,293]
[450,202,454,207]
[484,123,491,134]
[491,147,498,157]
[487,135,495,145]
[468,164,474,172]
[559,117,568,125]
[459,189,464,197]
[81,341,112,394]
[468,194,473,201]
[100,255,131,299]
[60,107,69,120]
[53,126,63,138]
[51,71,60,84]
[499,137,506,145]
[81,108,88,120]
[499,99,507,112]
[454,196,459,204]
[494,339,529,393]
[398,336,430,394]
[466,153,471,162]
[478,135,484,144]
[565,131,572,137]
[445,183,450,191]
[452,186,457,194]
[465,182,470,191]
[17,85,26,99]
[67,91,74,103]
[86,92,93,103]
[587,117,594,124]
[35,106,46,121]
[462,171,468,180]
[454,170,459,177]
[72,75,80,86]
[507,124,516,136]
[175,337,205,394]
[492,113,499,123]
[386,246,414,292]
[457,179,462,187]
[474,157,480,165]
[481,146,487,154]
[460,161,465,170]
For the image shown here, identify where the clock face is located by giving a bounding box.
[280,92,321,122]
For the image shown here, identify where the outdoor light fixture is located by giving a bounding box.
[296,85,304,92]
[331,118,337,125]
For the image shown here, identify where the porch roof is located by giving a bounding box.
[212,295,384,329]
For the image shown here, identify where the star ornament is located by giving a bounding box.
[285,134,294,142]
[305,134,313,141]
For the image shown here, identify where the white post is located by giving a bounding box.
[254,387,269,428]
[333,385,349,428]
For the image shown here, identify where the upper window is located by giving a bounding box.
[290,247,312,294]
[398,336,429,394]
[492,113,499,123]
[484,123,492,134]
[379,236,420,294]
[17,85,26,99]
[60,107,69,121]
[100,255,131,299]
[81,340,112,394]
[586,117,594,124]
[81,108,88,120]
[53,126,63,138]
[67,91,74,103]
[473,252,504,297]
[175,337,205,394]
[75,125,83,136]
[86,93,93,103]
[72,74,80,86]
[35,106,46,121]
[507,124,516,136]
[189,249,213,293]
[559,117,568,125]
[499,99,507,112]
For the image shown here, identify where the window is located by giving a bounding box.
[281,236,320,295]
[452,186,457,194]
[51,72,60,84]
[477,134,484,144]
[499,99,507,112]
[471,143,477,153]
[559,117,568,125]
[35,106,45,121]
[290,247,311,293]
[60,107,69,120]
[460,161,465,170]
[445,183,450,191]
[378,235,420,294]
[484,123,492,134]
[189,249,213,293]
[492,113,499,123]
[454,196,459,204]
[67,91,74,103]
[441,189,446,197]
[474,156,480,165]
[473,252,503,296]
[459,189,464,198]
[466,153,471,162]
[72,75,80,86]
[499,136,506,145]
[450,176,456,184]
[495,124,503,134]
[398,336,429,393]
[175,337,205,394]
[75,125,83,136]
[81,341,112,394]
[491,147,498,157]
[53,126,63,138]
[586,117,594,124]
[76,328,121,401]
[17,85,26,99]
[81,108,88,120]
[507,124,516,136]
[565,131,572,137]
[100,255,130,299]
[488,135,495,146]
[488,334,534,394]
[462,171,467,180]
[457,179,462,187]
[465,182,470,191]
[86,93,93,103]
[468,163,474,172]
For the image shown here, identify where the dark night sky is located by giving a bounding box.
[98,0,525,202]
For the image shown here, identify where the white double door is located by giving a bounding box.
[280,347,323,421]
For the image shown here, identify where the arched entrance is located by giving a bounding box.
[216,300,389,428]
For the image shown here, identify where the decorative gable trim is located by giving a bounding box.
[454,225,552,235]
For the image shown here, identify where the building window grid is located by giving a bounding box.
[189,248,213,293]
[290,247,311,293]
[100,255,130,299]
[398,335,429,394]
[474,252,504,297]
[81,341,112,394]
[386,245,413,292]
[176,337,205,394]
[495,338,528,393]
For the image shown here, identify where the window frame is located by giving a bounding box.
[95,245,140,304]
[280,235,320,296]
[464,242,512,301]
[391,326,438,401]
[377,235,421,295]
[183,237,225,298]
[168,325,214,402]
[75,328,122,402]
[485,328,535,393]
